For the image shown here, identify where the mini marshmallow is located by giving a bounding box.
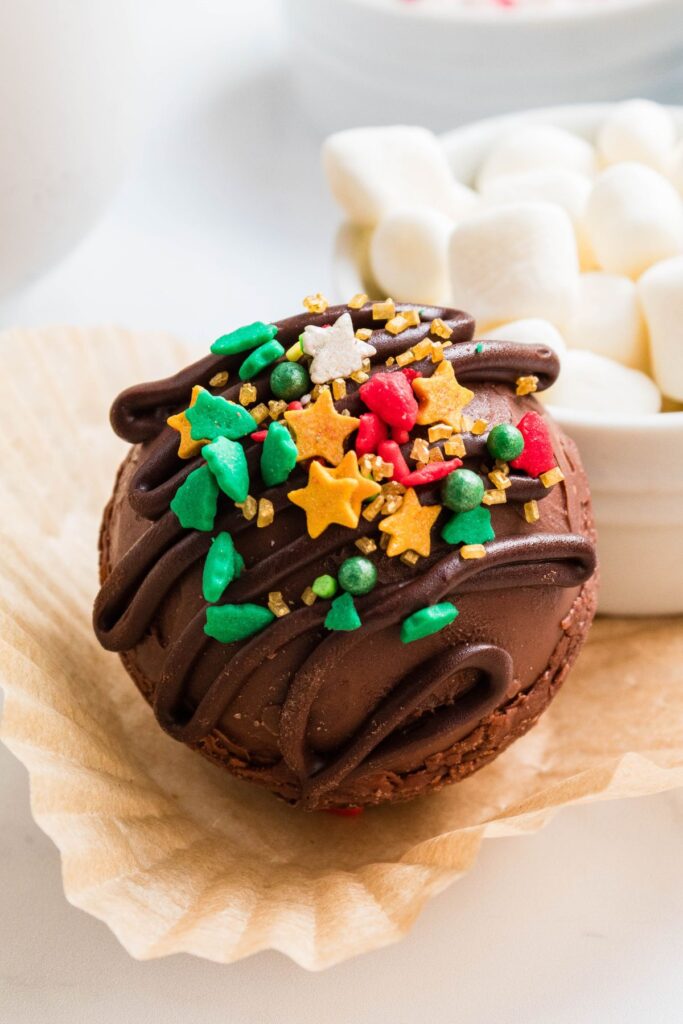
[476,125,596,191]
[669,140,683,196]
[565,272,649,372]
[597,99,676,174]
[585,163,683,278]
[477,319,567,361]
[370,207,452,305]
[449,201,579,331]
[480,168,596,269]
[323,126,479,227]
[540,349,661,417]
[638,256,683,402]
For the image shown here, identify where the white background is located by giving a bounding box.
[1,3,682,1021]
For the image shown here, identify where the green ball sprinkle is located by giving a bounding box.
[338,556,377,596]
[487,423,524,462]
[441,469,485,513]
[270,361,310,401]
[312,574,337,600]
[238,339,285,381]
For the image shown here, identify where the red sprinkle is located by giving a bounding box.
[400,367,421,383]
[359,371,418,434]
[325,806,364,817]
[402,459,462,487]
[355,412,388,457]
[250,430,268,442]
[510,412,555,477]
[287,400,303,411]
[377,440,411,483]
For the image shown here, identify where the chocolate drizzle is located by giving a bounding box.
[95,304,596,810]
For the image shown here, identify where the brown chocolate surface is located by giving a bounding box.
[94,304,597,810]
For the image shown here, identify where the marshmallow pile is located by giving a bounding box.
[323,102,683,417]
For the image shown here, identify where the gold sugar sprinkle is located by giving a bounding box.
[257,498,274,528]
[355,536,377,554]
[209,370,229,388]
[396,350,415,366]
[268,399,287,420]
[428,446,445,463]
[268,591,290,617]
[236,495,258,520]
[524,500,540,524]
[356,328,373,341]
[471,419,488,436]
[410,437,430,464]
[385,356,396,367]
[239,382,257,406]
[348,292,368,310]
[540,466,565,488]
[303,292,329,314]
[379,533,390,550]
[412,338,433,361]
[358,453,376,476]
[461,414,474,433]
[383,494,404,515]
[482,489,507,506]
[341,409,351,417]
[428,422,453,442]
[251,403,269,424]
[382,480,406,496]
[301,586,317,607]
[488,469,512,491]
[516,375,539,396]
[461,544,487,560]
[386,314,410,336]
[372,298,396,321]
[495,460,510,476]
[444,436,466,458]
[430,318,453,340]
[430,341,445,363]
[362,357,372,370]
[373,458,394,481]
[332,378,347,401]
[400,550,420,566]
[310,383,330,401]
[403,308,421,328]
[362,495,385,521]
[350,370,370,384]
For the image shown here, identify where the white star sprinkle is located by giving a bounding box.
[302,312,376,384]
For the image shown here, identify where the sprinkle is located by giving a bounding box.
[400,602,458,644]
[362,495,385,521]
[209,370,229,388]
[332,378,347,401]
[413,360,474,430]
[471,419,488,436]
[356,413,388,457]
[268,399,288,420]
[461,415,474,433]
[379,533,390,550]
[355,328,373,341]
[204,436,250,503]
[382,481,406,496]
[428,423,453,442]
[441,468,485,513]
[268,591,290,617]
[236,495,258,520]
[516,375,539,396]
[430,318,453,340]
[303,312,376,384]
[170,464,219,532]
[395,349,415,366]
[540,466,565,488]
[402,459,462,488]
[386,315,410,336]
[475,342,484,354]
[510,412,556,477]
[355,536,378,554]
[285,389,360,466]
[430,342,445,363]
[441,506,494,546]
[204,603,275,644]
[285,339,304,362]
[359,371,418,441]
[350,370,370,384]
[301,586,317,606]
[239,339,285,381]
[488,469,512,491]
[385,356,395,367]
[410,437,430,464]
[257,497,274,528]
[202,532,245,603]
[482,489,507,506]
[270,361,310,401]
[338,555,377,596]
[377,440,410,484]
[288,461,360,538]
[373,457,395,481]
[324,592,361,631]
[411,338,433,361]
[312,574,337,599]
[303,292,329,314]
[428,446,444,463]
[211,322,278,356]
[250,429,267,443]
[186,389,257,441]
[261,421,298,487]
[444,436,466,458]
[382,493,404,515]
[524,500,540,524]
[310,384,327,401]
[372,299,396,321]
[250,403,269,424]
[330,451,381,515]
[461,544,487,559]
[403,309,421,328]
[167,385,209,459]
[348,293,368,309]
[400,550,420,567]
[487,423,524,461]
[241,382,260,405]
[379,488,441,558]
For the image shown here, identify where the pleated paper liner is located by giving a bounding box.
[1,325,682,970]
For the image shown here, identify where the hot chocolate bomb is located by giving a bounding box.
[94,301,597,810]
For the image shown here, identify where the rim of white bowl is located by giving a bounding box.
[337,0,679,27]
[332,100,683,433]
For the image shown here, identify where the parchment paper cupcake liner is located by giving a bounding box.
[1,325,682,970]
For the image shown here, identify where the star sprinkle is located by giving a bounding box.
[167,385,208,459]
[329,451,381,516]
[412,360,474,430]
[302,312,376,384]
[378,488,442,558]
[288,460,360,538]
[284,388,360,466]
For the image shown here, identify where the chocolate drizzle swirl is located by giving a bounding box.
[95,304,596,809]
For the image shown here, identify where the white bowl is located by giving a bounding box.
[285,0,683,132]
[332,102,683,616]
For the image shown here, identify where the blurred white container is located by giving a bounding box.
[334,103,683,616]
[286,0,683,133]
[0,0,138,298]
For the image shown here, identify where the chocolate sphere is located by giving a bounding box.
[94,303,597,810]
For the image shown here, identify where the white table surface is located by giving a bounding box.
[1,3,682,1021]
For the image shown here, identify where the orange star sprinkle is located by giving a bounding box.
[288,460,360,538]
[167,385,208,459]
[412,360,474,430]
[330,451,381,515]
[378,487,441,558]
[284,388,360,466]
